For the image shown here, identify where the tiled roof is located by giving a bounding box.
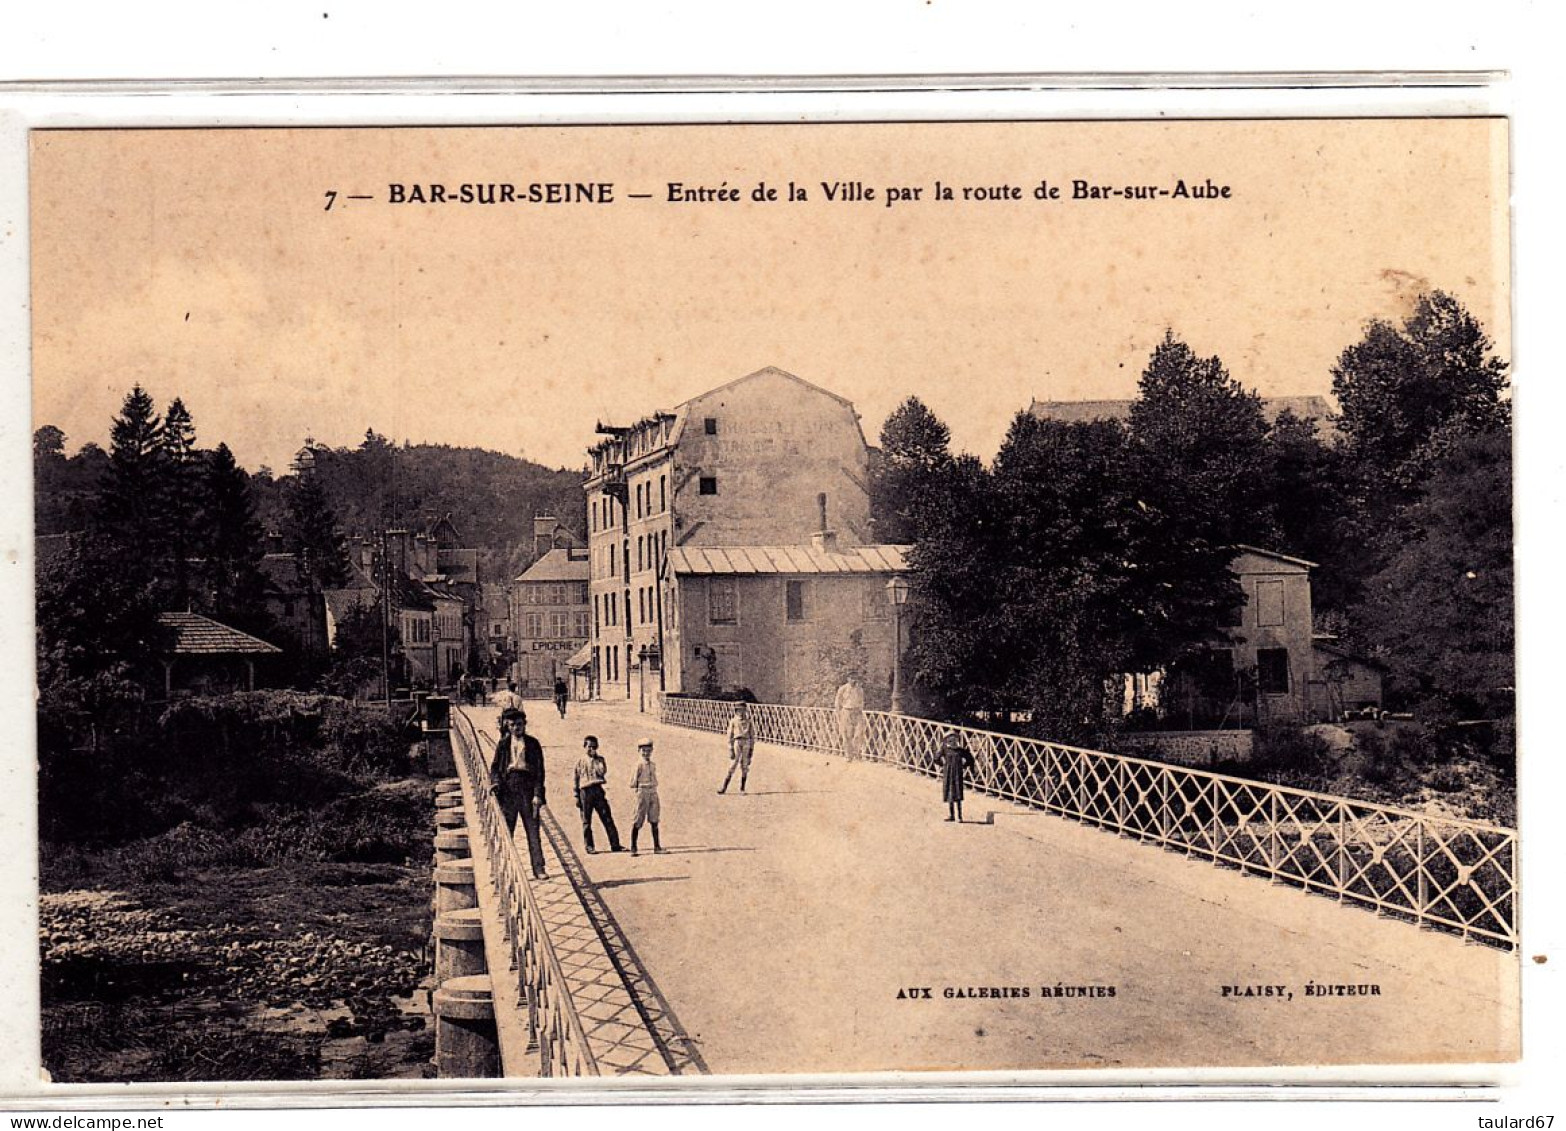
[667,544,909,576]
[516,548,591,584]
[158,612,283,656]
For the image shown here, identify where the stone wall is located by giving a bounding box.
[1119,729,1254,766]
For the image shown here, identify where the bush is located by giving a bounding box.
[1250,724,1337,779]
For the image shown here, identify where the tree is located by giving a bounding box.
[97,385,165,557]
[198,443,270,631]
[1332,290,1508,498]
[33,426,68,528]
[871,396,954,543]
[35,532,165,752]
[159,397,202,607]
[1351,422,1512,720]
[986,414,1142,740]
[284,472,350,591]
[1124,332,1267,669]
[1261,409,1353,612]
[904,453,1008,718]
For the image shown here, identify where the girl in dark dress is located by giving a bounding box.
[938,731,976,822]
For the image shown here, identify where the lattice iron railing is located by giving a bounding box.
[449,711,601,1076]
[658,695,1518,949]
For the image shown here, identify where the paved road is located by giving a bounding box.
[465,699,1518,1076]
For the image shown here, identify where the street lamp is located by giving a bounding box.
[885,575,910,714]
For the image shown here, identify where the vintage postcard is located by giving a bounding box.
[26,117,1517,1088]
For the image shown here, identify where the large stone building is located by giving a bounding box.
[511,547,591,694]
[664,539,908,705]
[583,366,876,701]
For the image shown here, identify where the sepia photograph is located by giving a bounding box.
[27,118,1517,1086]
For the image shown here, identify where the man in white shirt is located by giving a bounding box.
[493,680,524,730]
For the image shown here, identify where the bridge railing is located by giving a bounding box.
[658,695,1518,950]
[449,710,601,1076]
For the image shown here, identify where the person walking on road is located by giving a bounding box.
[833,676,866,761]
[493,680,524,730]
[629,738,664,855]
[574,735,624,854]
[718,702,755,794]
[553,676,569,719]
[489,708,550,879]
[938,730,976,823]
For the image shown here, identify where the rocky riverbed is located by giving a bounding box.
[41,859,436,1082]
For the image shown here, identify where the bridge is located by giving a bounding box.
[426,695,1519,1077]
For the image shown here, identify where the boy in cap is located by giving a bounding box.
[628,738,664,855]
[718,701,755,794]
[573,735,624,854]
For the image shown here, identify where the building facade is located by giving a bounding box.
[583,366,873,700]
[664,541,907,706]
[511,547,591,694]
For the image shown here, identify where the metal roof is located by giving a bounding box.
[158,612,283,656]
[667,544,909,576]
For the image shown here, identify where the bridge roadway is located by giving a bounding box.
[462,699,1518,1076]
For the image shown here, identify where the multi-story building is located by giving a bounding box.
[583,366,875,701]
[511,547,591,694]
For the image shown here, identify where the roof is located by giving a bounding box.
[1313,638,1390,671]
[667,544,909,576]
[1029,394,1337,431]
[1231,544,1319,570]
[566,643,593,669]
[515,547,591,584]
[158,612,282,656]
[678,365,857,412]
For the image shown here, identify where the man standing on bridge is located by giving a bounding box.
[574,735,625,854]
[489,708,549,880]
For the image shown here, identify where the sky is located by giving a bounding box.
[30,120,1508,474]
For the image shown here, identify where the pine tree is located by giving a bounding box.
[97,385,165,561]
[285,471,350,591]
[160,397,202,607]
[200,443,270,631]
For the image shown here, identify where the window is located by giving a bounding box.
[624,590,632,632]
[659,474,666,512]
[609,544,617,577]
[709,577,738,624]
[492,623,504,637]
[638,587,646,624]
[704,417,718,435]
[1257,648,1290,695]
[786,579,808,622]
[573,611,590,638]
[1255,580,1285,627]
[699,476,718,495]
[525,612,544,639]
[550,611,570,638]
[637,536,644,573]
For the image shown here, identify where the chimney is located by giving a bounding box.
[811,492,839,554]
[534,514,559,560]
